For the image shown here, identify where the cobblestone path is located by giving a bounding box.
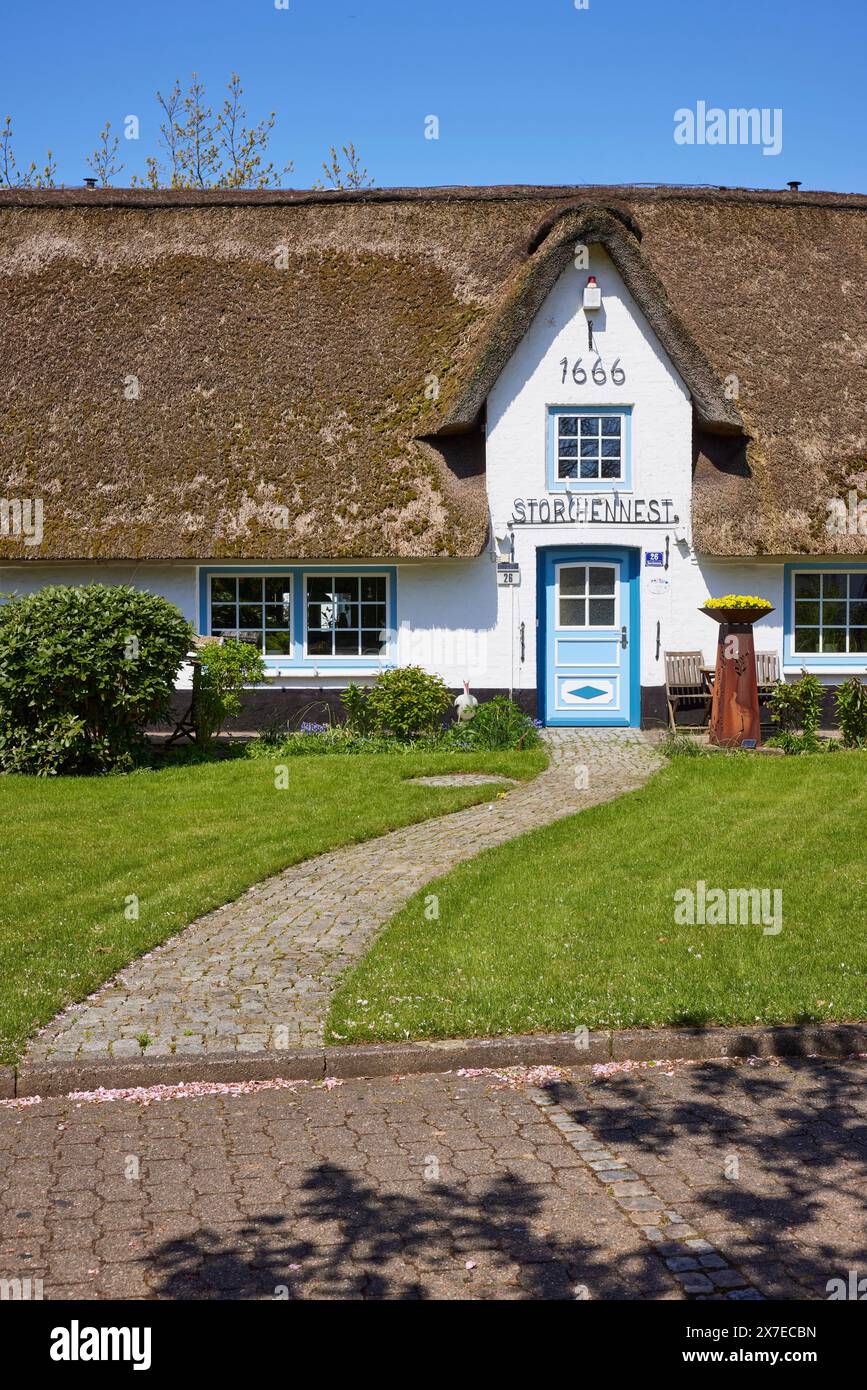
[0,1058,860,1300]
[26,730,660,1065]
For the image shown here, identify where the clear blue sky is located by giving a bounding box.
[4,0,865,192]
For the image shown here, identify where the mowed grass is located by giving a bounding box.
[327,753,867,1043]
[0,747,546,1063]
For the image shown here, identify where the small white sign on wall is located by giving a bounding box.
[497,562,521,587]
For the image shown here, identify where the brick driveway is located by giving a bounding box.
[1,1056,864,1301]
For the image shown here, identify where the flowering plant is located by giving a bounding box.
[703,594,773,611]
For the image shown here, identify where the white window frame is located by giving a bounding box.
[555,561,620,632]
[206,572,293,657]
[791,568,867,656]
[303,571,391,661]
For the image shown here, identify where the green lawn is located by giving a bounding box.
[0,747,546,1063]
[327,753,867,1043]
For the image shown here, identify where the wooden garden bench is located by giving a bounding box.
[755,651,780,700]
[665,650,713,732]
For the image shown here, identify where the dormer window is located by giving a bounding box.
[547,406,632,491]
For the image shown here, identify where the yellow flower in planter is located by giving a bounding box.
[703,594,773,611]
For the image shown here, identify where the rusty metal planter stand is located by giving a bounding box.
[701,605,774,749]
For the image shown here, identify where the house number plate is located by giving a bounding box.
[497,563,521,587]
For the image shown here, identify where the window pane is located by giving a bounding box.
[795,574,820,599]
[560,567,585,595]
[823,628,847,653]
[211,604,236,629]
[335,629,359,655]
[334,603,358,630]
[558,415,578,436]
[580,439,599,458]
[823,573,846,598]
[850,602,867,625]
[264,578,291,604]
[580,459,599,479]
[307,603,326,630]
[238,577,262,603]
[211,577,236,603]
[850,628,867,653]
[600,459,621,479]
[849,573,867,600]
[307,576,331,603]
[239,605,262,629]
[794,627,820,652]
[823,601,846,626]
[558,437,578,456]
[361,630,385,655]
[580,417,599,436]
[361,604,385,627]
[795,600,820,625]
[265,603,291,629]
[600,438,621,458]
[237,630,261,648]
[307,631,331,656]
[264,631,293,655]
[361,576,386,603]
[588,566,614,595]
[558,458,578,479]
[559,598,585,626]
[333,576,357,602]
[588,598,616,627]
[601,416,621,436]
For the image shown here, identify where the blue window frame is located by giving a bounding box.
[547,406,633,493]
[198,565,397,670]
[783,562,867,668]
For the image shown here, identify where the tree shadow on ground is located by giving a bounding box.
[148,1163,670,1301]
[549,1056,867,1298]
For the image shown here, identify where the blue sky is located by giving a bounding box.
[3,0,865,192]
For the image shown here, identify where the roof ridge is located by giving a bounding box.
[1,183,866,211]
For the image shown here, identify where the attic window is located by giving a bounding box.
[548,406,632,491]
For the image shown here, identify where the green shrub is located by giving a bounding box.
[0,584,193,774]
[366,666,451,739]
[193,639,266,750]
[766,670,823,753]
[341,681,375,735]
[444,695,540,750]
[835,675,867,748]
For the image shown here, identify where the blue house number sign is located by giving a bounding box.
[644,551,664,567]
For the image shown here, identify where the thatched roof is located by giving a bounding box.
[1,184,865,560]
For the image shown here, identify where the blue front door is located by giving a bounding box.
[539,547,639,726]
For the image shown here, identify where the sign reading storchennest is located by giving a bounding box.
[510,497,679,525]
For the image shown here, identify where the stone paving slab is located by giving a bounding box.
[25,730,660,1066]
[1,1058,861,1301]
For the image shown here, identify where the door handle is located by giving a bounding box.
[621,626,628,649]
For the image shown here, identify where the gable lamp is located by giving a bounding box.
[583,275,602,312]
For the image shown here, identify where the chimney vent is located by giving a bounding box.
[787,180,802,191]
[83,177,97,190]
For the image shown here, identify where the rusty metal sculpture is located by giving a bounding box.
[700,603,775,748]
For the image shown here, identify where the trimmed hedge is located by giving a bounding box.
[0,585,193,774]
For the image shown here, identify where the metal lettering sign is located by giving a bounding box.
[645,551,665,566]
[511,497,678,526]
